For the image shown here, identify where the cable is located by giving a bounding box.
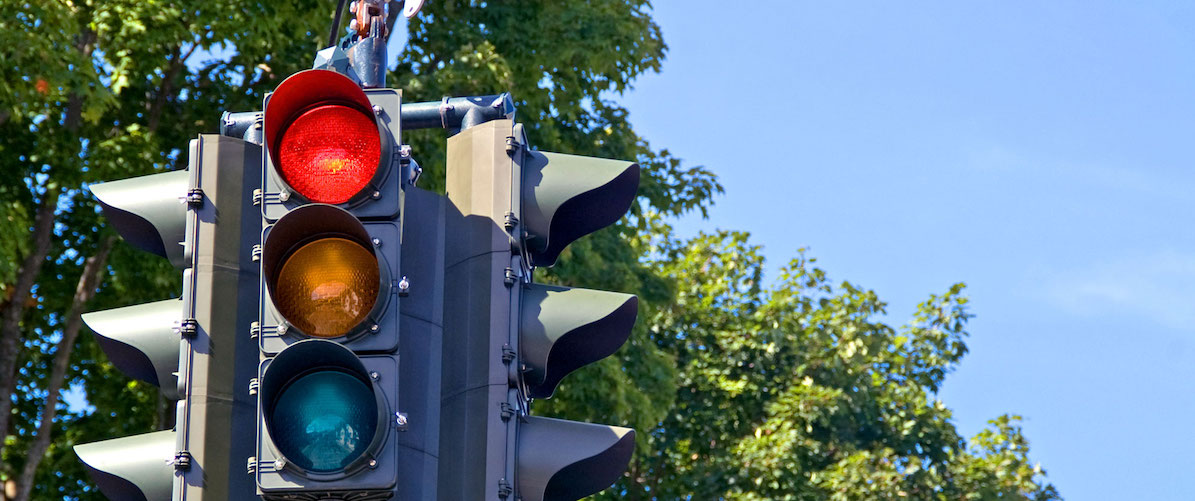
[328,0,349,47]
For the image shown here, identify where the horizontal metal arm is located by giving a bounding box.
[400,93,515,133]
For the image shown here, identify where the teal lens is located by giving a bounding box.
[270,371,377,472]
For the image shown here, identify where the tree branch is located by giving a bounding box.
[147,43,195,132]
[63,27,97,133]
[12,236,115,501]
[0,188,60,462]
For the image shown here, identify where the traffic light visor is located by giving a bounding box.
[264,69,385,204]
[521,151,639,267]
[263,205,384,339]
[74,430,176,501]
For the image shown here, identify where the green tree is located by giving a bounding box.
[609,224,1059,499]
[0,1,1057,500]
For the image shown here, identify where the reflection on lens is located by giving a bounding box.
[277,104,381,204]
[270,371,377,472]
[274,238,379,337]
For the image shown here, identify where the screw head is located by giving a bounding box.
[371,190,382,200]
[368,459,378,469]
[369,371,380,381]
[372,104,383,116]
[370,324,380,333]
[372,237,382,247]
[277,324,288,335]
[278,190,290,202]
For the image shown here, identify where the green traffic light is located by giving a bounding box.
[269,370,378,472]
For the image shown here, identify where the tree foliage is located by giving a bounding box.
[0,1,1056,499]
[610,224,1059,499]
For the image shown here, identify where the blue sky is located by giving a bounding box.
[617,1,1195,499]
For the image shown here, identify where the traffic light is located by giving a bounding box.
[75,135,262,501]
[253,68,406,499]
[73,171,187,501]
[74,430,177,501]
[439,119,639,501]
[260,68,401,222]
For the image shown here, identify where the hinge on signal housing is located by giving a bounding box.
[501,344,516,364]
[252,189,263,207]
[185,188,204,208]
[503,267,517,287]
[174,451,193,471]
[178,318,198,339]
[248,378,259,396]
[498,478,513,499]
[246,457,257,475]
[503,211,518,231]
[499,402,515,422]
[505,135,520,155]
[251,244,262,262]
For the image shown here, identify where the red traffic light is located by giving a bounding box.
[264,70,386,204]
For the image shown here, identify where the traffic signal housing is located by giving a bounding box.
[253,68,406,500]
[73,170,189,501]
[74,135,263,501]
[440,119,640,501]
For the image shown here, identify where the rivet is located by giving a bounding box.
[370,371,380,381]
[372,237,382,247]
[278,190,290,202]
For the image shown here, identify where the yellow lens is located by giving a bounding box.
[274,237,379,338]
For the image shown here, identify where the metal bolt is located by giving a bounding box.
[368,459,378,469]
[275,458,286,470]
[371,190,381,200]
[370,324,380,333]
[372,237,382,247]
[372,104,383,116]
[277,324,288,336]
[278,190,290,202]
[398,276,410,296]
[369,371,380,381]
[396,412,408,428]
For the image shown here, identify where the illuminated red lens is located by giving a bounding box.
[277,104,381,204]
